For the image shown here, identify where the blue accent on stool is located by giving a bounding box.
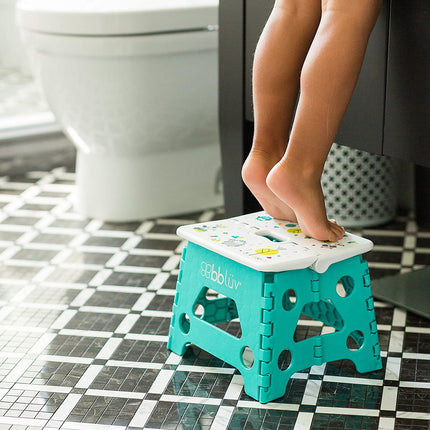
[168,240,382,404]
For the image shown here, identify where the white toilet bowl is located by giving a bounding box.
[16,0,222,221]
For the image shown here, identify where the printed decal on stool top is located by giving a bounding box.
[178,211,373,273]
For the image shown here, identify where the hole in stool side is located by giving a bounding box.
[278,349,292,371]
[194,304,204,318]
[336,275,355,298]
[241,346,254,369]
[179,313,190,334]
[193,287,242,339]
[347,330,365,351]
[282,289,297,311]
[294,300,345,342]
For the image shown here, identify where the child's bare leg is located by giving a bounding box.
[242,0,321,221]
[267,0,382,241]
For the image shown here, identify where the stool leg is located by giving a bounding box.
[265,256,382,388]
[168,246,243,356]
[167,243,271,402]
[315,256,382,373]
[167,247,192,356]
[256,269,315,403]
[344,257,382,373]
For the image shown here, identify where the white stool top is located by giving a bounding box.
[177,211,373,273]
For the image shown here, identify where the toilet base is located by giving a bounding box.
[75,144,224,222]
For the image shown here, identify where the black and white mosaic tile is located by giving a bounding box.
[0,167,429,429]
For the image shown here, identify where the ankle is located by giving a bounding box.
[251,138,286,160]
[278,155,322,184]
[242,147,273,188]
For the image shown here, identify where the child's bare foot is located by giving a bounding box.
[242,148,297,222]
[266,158,345,242]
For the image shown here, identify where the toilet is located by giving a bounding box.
[16,0,222,221]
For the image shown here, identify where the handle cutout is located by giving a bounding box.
[256,230,285,243]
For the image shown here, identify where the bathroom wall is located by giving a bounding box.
[0,0,30,72]
[0,66,62,169]
[0,0,63,173]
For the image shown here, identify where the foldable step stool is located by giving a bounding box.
[167,212,382,403]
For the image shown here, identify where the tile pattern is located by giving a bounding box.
[0,167,429,429]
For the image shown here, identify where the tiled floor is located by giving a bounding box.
[0,167,429,429]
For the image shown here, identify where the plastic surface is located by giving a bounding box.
[76,142,223,222]
[75,144,222,222]
[177,211,374,273]
[168,242,382,403]
[16,0,218,36]
[18,30,218,153]
[18,22,219,223]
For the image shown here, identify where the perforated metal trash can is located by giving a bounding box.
[322,143,397,228]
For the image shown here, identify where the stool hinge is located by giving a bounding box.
[373,343,381,358]
[311,279,320,292]
[263,278,276,300]
[369,319,378,334]
[260,348,272,363]
[362,273,371,288]
[258,373,271,389]
[261,296,274,311]
[260,321,273,337]
[260,334,272,350]
[313,337,323,365]
[262,278,275,317]
[311,275,320,301]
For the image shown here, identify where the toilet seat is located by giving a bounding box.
[16,0,218,36]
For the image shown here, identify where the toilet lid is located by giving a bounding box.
[16,0,218,36]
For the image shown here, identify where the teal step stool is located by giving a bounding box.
[167,212,382,403]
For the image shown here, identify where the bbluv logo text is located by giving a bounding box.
[200,261,242,290]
